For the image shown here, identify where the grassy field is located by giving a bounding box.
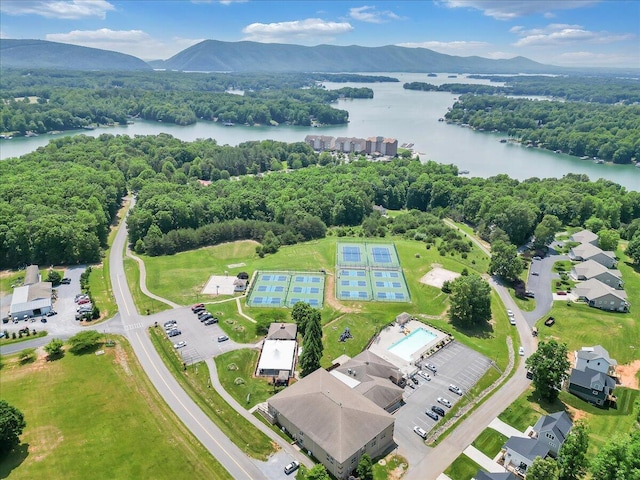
[0,337,231,480]
[214,348,276,409]
[444,454,483,480]
[209,299,262,344]
[0,330,47,346]
[148,327,276,460]
[372,455,408,480]
[472,428,508,458]
[123,256,171,315]
[498,386,640,454]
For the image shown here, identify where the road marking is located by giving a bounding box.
[116,275,131,316]
[133,330,255,480]
[124,322,144,331]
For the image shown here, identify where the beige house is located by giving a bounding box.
[570,260,623,289]
[268,368,395,479]
[570,229,599,246]
[569,243,616,268]
[574,278,629,312]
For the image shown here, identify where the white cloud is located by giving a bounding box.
[349,5,400,24]
[45,29,203,60]
[511,23,635,47]
[553,51,640,67]
[242,18,353,44]
[0,0,114,19]
[439,0,600,20]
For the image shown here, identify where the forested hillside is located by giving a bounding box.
[2,134,638,268]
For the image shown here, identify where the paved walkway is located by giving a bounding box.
[126,249,181,309]
[462,446,505,473]
[236,297,256,323]
[436,474,452,480]
[488,418,528,439]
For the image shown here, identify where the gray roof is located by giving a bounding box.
[267,323,298,340]
[577,345,616,365]
[570,229,599,245]
[24,265,40,285]
[574,278,627,301]
[569,367,616,391]
[268,368,394,463]
[504,437,550,462]
[9,281,52,315]
[396,312,412,325]
[533,411,573,444]
[572,260,616,279]
[474,472,519,480]
[571,243,613,260]
[354,376,404,410]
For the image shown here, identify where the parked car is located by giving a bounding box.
[41,318,47,323]
[75,294,88,301]
[199,314,213,322]
[47,310,57,316]
[413,426,427,439]
[424,363,438,373]
[545,316,555,326]
[418,370,431,381]
[411,376,419,385]
[507,309,513,316]
[163,320,177,328]
[217,335,229,342]
[203,318,217,325]
[437,397,452,408]
[191,303,205,312]
[519,346,525,356]
[167,329,182,337]
[60,278,71,284]
[509,317,516,325]
[431,405,445,417]
[556,291,567,295]
[531,271,539,276]
[193,307,206,314]
[449,384,463,396]
[532,256,542,260]
[425,409,439,421]
[284,461,300,475]
[174,341,187,349]
[77,297,91,305]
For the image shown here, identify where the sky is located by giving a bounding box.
[1,0,638,68]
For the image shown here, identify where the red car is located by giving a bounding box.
[191,303,205,312]
[78,297,91,305]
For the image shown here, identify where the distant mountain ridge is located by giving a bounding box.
[1,39,151,71]
[152,40,553,74]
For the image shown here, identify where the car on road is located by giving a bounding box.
[531,271,539,276]
[437,397,452,408]
[174,341,187,349]
[418,370,431,381]
[60,277,71,284]
[284,460,300,475]
[413,426,427,439]
[532,256,542,260]
[519,346,525,356]
[507,309,513,316]
[509,317,516,325]
[217,335,229,342]
[424,363,438,373]
[449,384,463,396]
[203,318,217,325]
[425,409,439,421]
[431,405,446,417]
[525,291,535,298]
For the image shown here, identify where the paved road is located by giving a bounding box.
[522,253,567,326]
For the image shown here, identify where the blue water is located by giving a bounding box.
[388,328,437,361]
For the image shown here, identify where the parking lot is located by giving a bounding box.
[393,341,492,458]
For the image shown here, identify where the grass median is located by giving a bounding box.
[149,326,276,460]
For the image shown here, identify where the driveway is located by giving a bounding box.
[522,254,568,327]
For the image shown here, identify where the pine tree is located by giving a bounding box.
[299,309,323,377]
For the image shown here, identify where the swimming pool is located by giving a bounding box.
[387,328,437,362]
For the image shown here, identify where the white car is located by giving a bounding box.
[507,309,514,316]
[509,317,516,325]
[413,426,427,439]
[174,341,187,349]
[449,384,463,396]
[437,397,452,408]
[519,346,525,356]
[284,460,300,475]
[418,370,431,381]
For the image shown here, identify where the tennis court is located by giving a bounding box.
[336,268,372,301]
[246,271,325,308]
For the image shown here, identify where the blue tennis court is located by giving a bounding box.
[341,269,366,277]
[373,271,399,278]
[247,270,325,308]
[257,285,285,293]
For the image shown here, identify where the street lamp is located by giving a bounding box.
[216,285,219,295]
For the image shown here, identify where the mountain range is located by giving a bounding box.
[3,38,559,73]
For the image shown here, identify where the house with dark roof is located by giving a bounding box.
[570,229,599,246]
[531,411,573,457]
[473,471,519,480]
[568,367,616,407]
[502,437,550,473]
[267,368,395,479]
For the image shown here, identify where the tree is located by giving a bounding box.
[0,400,26,454]
[299,309,323,377]
[68,330,103,354]
[46,270,62,285]
[533,214,562,249]
[558,420,590,480]
[448,274,492,327]
[357,453,374,480]
[19,348,36,364]
[591,430,640,480]
[489,240,524,281]
[525,339,570,402]
[291,301,314,337]
[627,232,640,264]
[597,229,620,252]
[44,338,64,359]
[304,464,330,480]
[527,456,559,480]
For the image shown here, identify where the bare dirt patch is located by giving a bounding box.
[616,360,640,389]
[324,273,360,313]
[113,343,132,376]
[24,425,64,462]
[565,404,589,423]
[419,266,460,289]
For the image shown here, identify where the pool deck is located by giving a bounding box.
[368,320,450,376]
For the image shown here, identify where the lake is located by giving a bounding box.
[1,72,638,191]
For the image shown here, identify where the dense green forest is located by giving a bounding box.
[2,134,638,268]
[444,95,640,164]
[404,75,640,104]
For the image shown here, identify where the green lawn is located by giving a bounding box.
[148,327,275,460]
[0,337,231,480]
[372,455,408,480]
[498,387,563,432]
[553,260,574,273]
[0,330,47,346]
[444,454,483,480]
[209,299,263,344]
[123,256,171,315]
[214,348,277,409]
[472,428,509,459]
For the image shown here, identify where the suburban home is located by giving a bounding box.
[570,260,623,289]
[531,411,573,457]
[9,265,53,319]
[573,278,630,312]
[502,437,550,473]
[330,350,405,412]
[575,345,617,376]
[267,368,395,479]
[568,367,617,407]
[568,243,617,268]
[473,471,519,480]
[266,322,297,341]
[570,229,599,246]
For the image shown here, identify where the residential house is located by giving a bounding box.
[304,135,335,151]
[568,243,616,268]
[570,260,623,289]
[473,471,519,480]
[531,411,573,457]
[575,345,617,376]
[573,278,629,312]
[267,368,395,479]
[570,229,599,246]
[568,367,616,407]
[502,437,550,473]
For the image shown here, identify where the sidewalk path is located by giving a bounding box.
[236,297,256,323]
[488,418,528,439]
[126,249,181,309]
[463,446,506,474]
